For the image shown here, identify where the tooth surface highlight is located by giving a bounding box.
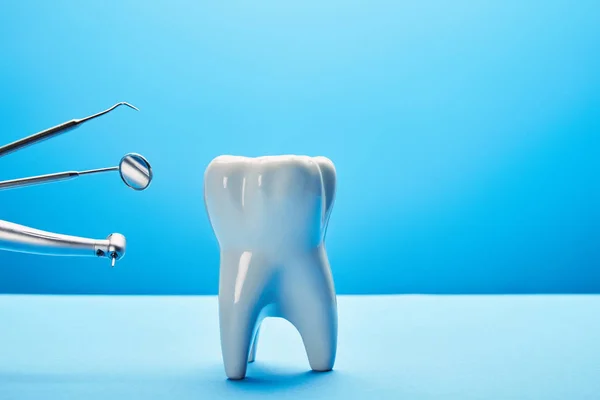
[204,155,338,380]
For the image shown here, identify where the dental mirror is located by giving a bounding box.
[119,153,153,191]
[0,152,154,191]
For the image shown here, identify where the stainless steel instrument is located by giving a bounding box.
[0,103,152,267]
[0,102,138,158]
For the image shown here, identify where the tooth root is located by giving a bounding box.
[248,325,260,363]
[218,250,271,380]
[280,247,338,372]
[219,310,254,380]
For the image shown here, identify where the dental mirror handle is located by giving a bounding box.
[0,171,79,190]
[0,167,118,191]
[0,102,138,158]
[0,220,126,266]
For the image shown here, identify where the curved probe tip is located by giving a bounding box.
[77,101,140,124]
[119,102,140,111]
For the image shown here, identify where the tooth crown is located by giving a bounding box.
[204,155,336,252]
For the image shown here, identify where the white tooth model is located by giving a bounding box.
[204,155,338,380]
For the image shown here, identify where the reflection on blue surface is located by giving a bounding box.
[0,1,598,294]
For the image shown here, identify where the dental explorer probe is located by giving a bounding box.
[0,102,139,158]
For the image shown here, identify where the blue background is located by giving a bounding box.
[0,0,598,295]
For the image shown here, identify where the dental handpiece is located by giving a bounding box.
[0,102,138,158]
[0,220,126,267]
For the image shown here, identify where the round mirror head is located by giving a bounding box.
[119,153,153,191]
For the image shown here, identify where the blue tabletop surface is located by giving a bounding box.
[0,295,598,399]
